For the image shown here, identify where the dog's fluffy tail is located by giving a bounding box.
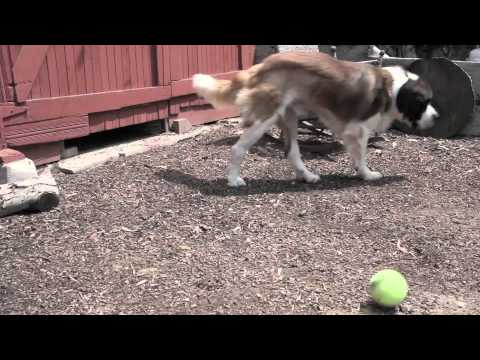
[192,64,262,110]
[192,74,242,109]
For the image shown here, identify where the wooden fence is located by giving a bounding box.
[0,45,255,164]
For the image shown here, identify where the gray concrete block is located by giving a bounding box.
[61,145,79,160]
[0,158,38,185]
[171,118,192,134]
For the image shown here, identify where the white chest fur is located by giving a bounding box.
[363,113,396,135]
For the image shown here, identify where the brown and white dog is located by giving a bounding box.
[193,51,439,187]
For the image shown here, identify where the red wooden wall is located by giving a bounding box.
[0,45,256,163]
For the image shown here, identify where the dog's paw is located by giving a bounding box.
[228,176,247,187]
[303,172,320,184]
[297,171,320,184]
[361,171,383,181]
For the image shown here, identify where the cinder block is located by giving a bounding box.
[0,149,37,185]
[61,145,79,159]
[0,158,38,185]
[171,118,192,134]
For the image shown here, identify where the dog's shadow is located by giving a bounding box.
[208,134,344,161]
[155,168,406,197]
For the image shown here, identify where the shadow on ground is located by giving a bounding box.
[154,168,406,197]
[208,134,345,161]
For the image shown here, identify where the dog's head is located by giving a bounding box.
[387,67,439,130]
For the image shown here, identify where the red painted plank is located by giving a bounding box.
[9,46,49,101]
[168,46,178,81]
[54,46,69,97]
[64,45,78,95]
[0,46,13,86]
[0,114,5,148]
[104,110,119,131]
[203,46,210,74]
[179,106,239,126]
[224,45,231,71]
[226,45,233,72]
[187,46,198,107]
[6,115,88,137]
[0,69,6,102]
[215,45,222,73]
[8,46,21,66]
[118,106,135,127]
[201,46,208,73]
[84,45,95,93]
[35,58,50,99]
[27,85,172,121]
[230,45,236,71]
[121,45,132,89]
[91,46,103,92]
[135,105,147,125]
[220,45,226,72]
[221,46,227,73]
[30,74,41,100]
[208,46,216,74]
[182,45,189,79]
[114,45,124,91]
[106,45,117,90]
[5,115,89,146]
[0,47,16,102]
[211,45,218,73]
[157,101,168,120]
[162,45,172,85]
[143,45,152,87]
[155,45,165,85]
[240,45,255,69]
[187,45,196,77]
[133,106,141,125]
[200,45,208,72]
[127,46,137,89]
[135,45,145,88]
[233,45,240,70]
[98,46,109,92]
[142,104,150,123]
[172,46,181,81]
[11,46,49,85]
[128,47,139,124]
[74,45,87,94]
[88,111,106,133]
[182,45,189,78]
[46,47,60,97]
[145,103,157,122]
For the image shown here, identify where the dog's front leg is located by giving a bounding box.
[341,124,382,181]
[228,114,280,187]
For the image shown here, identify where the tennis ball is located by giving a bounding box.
[369,269,408,307]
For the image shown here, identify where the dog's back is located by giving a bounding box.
[193,51,392,127]
[250,52,393,122]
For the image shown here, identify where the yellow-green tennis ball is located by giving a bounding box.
[369,269,408,307]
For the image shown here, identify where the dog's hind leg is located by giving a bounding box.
[228,114,280,187]
[341,123,382,181]
[282,108,319,184]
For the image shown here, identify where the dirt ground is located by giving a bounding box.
[1,120,480,315]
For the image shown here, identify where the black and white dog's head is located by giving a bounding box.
[386,66,439,130]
